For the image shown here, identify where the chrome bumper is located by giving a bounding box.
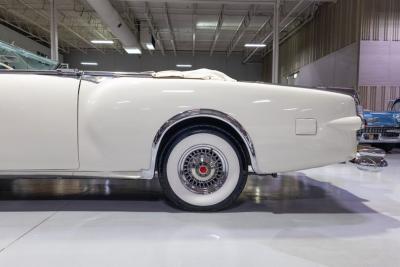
[359,134,400,143]
[350,147,388,171]
[358,127,400,144]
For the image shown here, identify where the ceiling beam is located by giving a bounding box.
[121,1,139,35]
[116,1,139,55]
[209,5,224,56]
[243,0,308,63]
[226,5,254,57]
[192,3,196,56]
[261,1,316,57]
[86,0,142,54]
[262,4,317,57]
[163,3,177,55]
[0,14,48,47]
[144,2,165,56]
[0,3,85,53]
[50,0,59,61]
[59,4,123,54]
[0,17,70,53]
[272,0,280,83]
[17,0,105,53]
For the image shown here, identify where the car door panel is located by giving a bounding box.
[0,73,79,170]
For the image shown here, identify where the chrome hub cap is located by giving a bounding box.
[178,145,228,194]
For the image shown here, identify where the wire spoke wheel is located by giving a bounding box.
[159,127,248,211]
[178,145,228,194]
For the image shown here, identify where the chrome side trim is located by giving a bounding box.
[81,71,153,83]
[0,170,74,178]
[0,170,144,179]
[0,68,80,77]
[141,109,260,179]
[71,171,144,179]
[83,70,154,77]
[0,69,154,82]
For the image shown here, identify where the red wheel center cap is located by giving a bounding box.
[199,166,208,174]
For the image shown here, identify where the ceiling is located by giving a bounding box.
[0,0,333,62]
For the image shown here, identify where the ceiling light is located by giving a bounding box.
[196,22,218,28]
[91,40,114,44]
[244,43,266,48]
[253,99,271,104]
[81,62,98,66]
[124,47,142,54]
[146,43,155,50]
[162,90,194,93]
[176,64,192,68]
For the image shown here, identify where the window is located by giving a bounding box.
[392,101,400,112]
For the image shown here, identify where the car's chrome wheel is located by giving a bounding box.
[178,145,228,194]
[159,127,248,211]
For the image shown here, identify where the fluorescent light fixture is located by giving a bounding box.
[176,64,192,68]
[196,21,240,29]
[91,40,114,44]
[253,99,271,104]
[162,90,194,93]
[81,62,98,66]
[244,43,266,48]
[196,22,218,28]
[124,47,142,54]
[146,43,155,50]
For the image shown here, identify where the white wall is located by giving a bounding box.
[64,51,263,81]
[0,24,63,61]
[293,43,358,88]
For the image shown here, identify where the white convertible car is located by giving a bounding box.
[0,68,362,210]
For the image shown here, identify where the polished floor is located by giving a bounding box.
[0,151,400,267]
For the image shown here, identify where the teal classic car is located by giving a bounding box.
[359,98,400,152]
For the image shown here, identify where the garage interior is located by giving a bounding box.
[0,0,400,266]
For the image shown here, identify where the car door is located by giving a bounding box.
[0,72,79,170]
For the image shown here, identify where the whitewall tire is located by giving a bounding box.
[159,126,248,211]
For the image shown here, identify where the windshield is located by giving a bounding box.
[393,101,400,112]
[0,63,11,69]
[0,41,58,70]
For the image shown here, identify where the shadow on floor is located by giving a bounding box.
[0,172,380,214]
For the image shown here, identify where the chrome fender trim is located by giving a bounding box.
[141,109,260,179]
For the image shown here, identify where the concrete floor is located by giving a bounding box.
[0,151,400,267]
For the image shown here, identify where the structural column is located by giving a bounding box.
[50,0,59,61]
[272,0,280,84]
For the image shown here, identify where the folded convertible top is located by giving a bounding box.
[152,68,236,82]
